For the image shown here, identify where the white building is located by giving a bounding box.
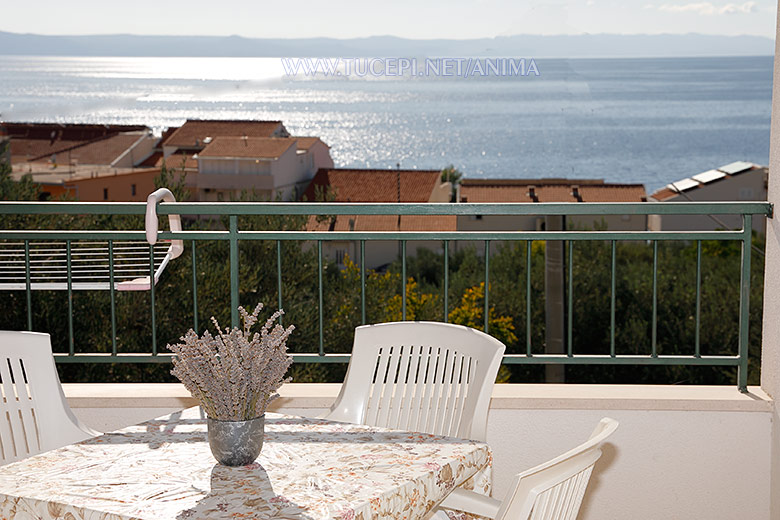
[195,136,330,201]
[161,119,288,158]
[649,161,768,233]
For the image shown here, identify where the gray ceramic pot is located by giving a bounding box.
[207,415,265,466]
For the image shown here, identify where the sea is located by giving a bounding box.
[0,55,772,194]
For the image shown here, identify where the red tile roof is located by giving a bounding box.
[198,137,294,159]
[302,168,443,203]
[10,139,87,162]
[302,168,454,232]
[12,133,147,166]
[138,151,163,168]
[139,151,198,170]
[163,120,286,149]
[459,179,646,203]
[294,137,328,150]
[63,133,145,165]
[1,123,147,142]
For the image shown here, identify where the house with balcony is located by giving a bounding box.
[649,161,768,233]
[160,119,289,157]
[140,120,332,201]
[193,136,329,201]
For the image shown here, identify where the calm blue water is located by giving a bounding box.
[0,55,772,193]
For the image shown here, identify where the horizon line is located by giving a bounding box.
[0,29,774,41]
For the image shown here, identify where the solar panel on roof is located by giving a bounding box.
[718,161,753,175]
[692,169,727,184]
[666,178,700,192]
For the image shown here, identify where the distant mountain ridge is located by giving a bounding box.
[0,31,773,58]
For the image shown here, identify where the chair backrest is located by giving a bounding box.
[0,331,98,465]
[325,321,506,441]
[496,417,619,520]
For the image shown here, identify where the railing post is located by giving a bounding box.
[318,240,324,355]
[610,240,616,358]
[652,240,658,357]
[526,240,532,355]
[149,244,157,356]
[567,240,573,356]
[191,240,199,333]
[401,240,407,320]
[443,240,449,323]
[738,214,752,391]
[360,240,366,325]
[276,240,283,326]
[229,215,239,328]
[109,240,117,355]
[67,240,74,356]
[695,240,702,358]
[24,240,32,331]
[484,240,490,333]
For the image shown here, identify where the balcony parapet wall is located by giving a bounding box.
[65,383,774,520]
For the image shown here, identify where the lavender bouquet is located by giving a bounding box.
[166,303,294,421]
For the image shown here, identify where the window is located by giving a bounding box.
[103,188,108,200]
[131,184,136,196]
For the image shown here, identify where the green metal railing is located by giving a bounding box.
[0,200,772,390]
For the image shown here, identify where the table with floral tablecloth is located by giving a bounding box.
[0,407,491,520]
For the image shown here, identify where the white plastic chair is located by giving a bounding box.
[325,321,506,441]
[0,331,100,465]
[433,417,619,520]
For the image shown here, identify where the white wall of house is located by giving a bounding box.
[761,7,780,518]
[198,157,273,176]
[306,141,335,170]
[111,133,157,169]
[269,146,306,193]
[162,144,178,158]
[194,172,275,200]
[650,169,768,234]
[66,383,774,520]
[274,149,318,200]
[196,146,303,200]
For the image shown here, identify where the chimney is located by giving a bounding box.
[527,185,538,202]
[571,185,581,201]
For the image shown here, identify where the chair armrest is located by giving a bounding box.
[437,489,501,519]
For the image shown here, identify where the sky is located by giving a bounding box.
[2,0,777,39]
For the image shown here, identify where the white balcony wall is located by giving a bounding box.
[761,6,780,518]
[306,141,335,171]
[65,383,773,520]
[651,168,768,234]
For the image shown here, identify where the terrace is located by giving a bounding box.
[1,194,778,518]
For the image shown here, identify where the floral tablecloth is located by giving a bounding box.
[0,407,491,520]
